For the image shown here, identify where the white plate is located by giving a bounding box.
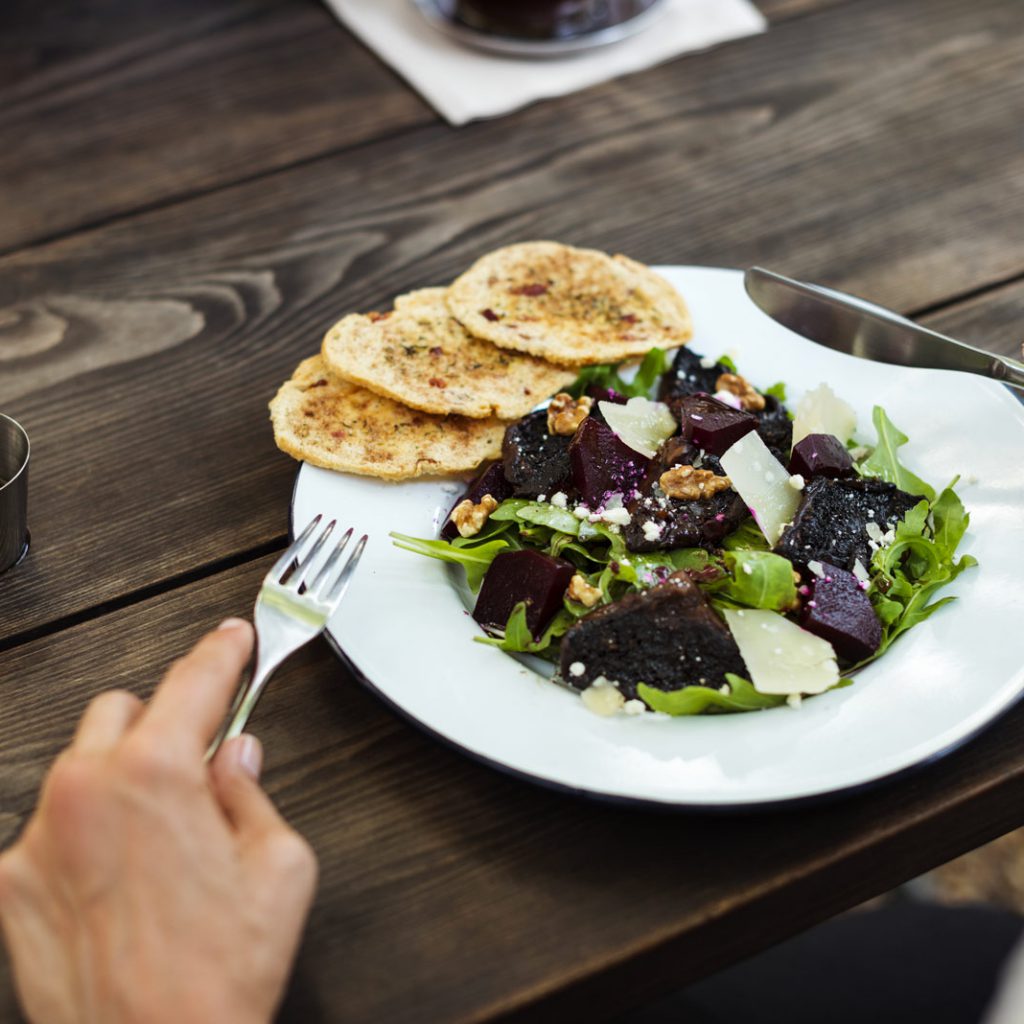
[292,266,1024,808]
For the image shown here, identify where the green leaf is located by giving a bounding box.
[390,532,508,591]
[764,381,787,403]
[568,347,668,400]
[931,482,970,558]
[860,407,936,501]
[638,674,787,715]
[722,518,771,552]
[490,498,582,536]
[715,550,799,612]
[716,353,738,373]
[474,602,575,654]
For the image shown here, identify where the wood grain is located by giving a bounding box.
[1,0,1022,643]
[0,0,837,254]
[0,554,1022,1023]
[0,0,433,252]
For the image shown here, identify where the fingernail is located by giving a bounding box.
[235,735,263,781]
[217,617,248,632]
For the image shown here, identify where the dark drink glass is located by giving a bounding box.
[447,0,664,41]
[0,414,30,574]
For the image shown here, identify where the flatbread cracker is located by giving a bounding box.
[270,355,504,480]
[446,241,692,366]
[321,287,574,419]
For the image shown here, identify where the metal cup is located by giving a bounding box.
[0,414,30,574]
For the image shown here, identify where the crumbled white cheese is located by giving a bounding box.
[623,699,646,716]
[966,474,979,485]
[787,694,803,709]
[699,355,717,369]
[536,494,546,503]
[788,474,805,491]
[865,521,885,544]
[573,505,591,520]
[601,507,631,527]
[550,491,568,508]
[713,389,743,410]
[568,661,586,677]
[641,520,664,542]
[581,676,625,716]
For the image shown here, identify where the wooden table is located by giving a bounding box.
[2,0,1023,1019]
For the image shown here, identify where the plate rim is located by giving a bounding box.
[290,264,1024,810]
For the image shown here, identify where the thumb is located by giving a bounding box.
[209,735,285,838]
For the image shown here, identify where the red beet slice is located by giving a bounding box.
[676,394,758,456]
[440,462,513,540]
[800,562,882,663]
[586,386,628,405]
[473,550,575,638]
[788,433,855,480]
[568,417,649,507]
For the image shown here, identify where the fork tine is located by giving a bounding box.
[309,527,353,595]
[322,534,368,606]
[266,514,322,582]
[287,519,336,590]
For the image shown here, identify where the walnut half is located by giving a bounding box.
[547,392,592,435]
[715,372,765,412]
[451,494,499,538]
[567,574,602,608]
[659,465,732,501]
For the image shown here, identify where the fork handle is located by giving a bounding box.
[204,647,287,762]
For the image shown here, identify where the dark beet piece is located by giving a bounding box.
[623,438,745,552]
[775,476,924,572]
[502,409,572,499]
[568,416,649,507]
[756,394,793,460]
[788,433,855,481]
[801,563,882,663]
[675,393,758,456]
[586,386,628,405]
[440,462,513,540]
[659,347,728,403]
[473,550,574,638]
[559,572,746,700]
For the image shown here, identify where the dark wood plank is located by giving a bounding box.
[0,0,433,252]
[0,554,1022,1023]
[0,0,836,254]
[920,278,1024,362]
[1,0,1022,642]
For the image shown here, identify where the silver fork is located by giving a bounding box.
[206,515,368,761]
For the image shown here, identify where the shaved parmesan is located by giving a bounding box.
[792,383,857,446]
[598,397,677,458]
[723,609,839,696]
[719,433,801,544]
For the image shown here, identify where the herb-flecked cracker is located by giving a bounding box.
[321,288,574,419]
[270,355,504,480]
[446,241,693,366]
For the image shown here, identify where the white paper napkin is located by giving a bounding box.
[323,0,767,125]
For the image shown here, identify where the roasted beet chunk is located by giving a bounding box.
[473,550,574,638]
[568,416,649,507]
[440,462,513,540]
[559,572,746,700]
[586,386,628,406]
[756,394,793,460]
[775,477,924,572]
[502,409,572,499]
[675,393,758,456]
[623,438,745,552]
[788,434,855,481]
[801,563,882,664]
[659,347,728,404]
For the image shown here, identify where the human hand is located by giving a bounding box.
[0,619,318,1024]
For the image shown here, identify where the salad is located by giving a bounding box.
[392,346,975,716]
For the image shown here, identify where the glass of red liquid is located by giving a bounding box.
[431,0,667,50]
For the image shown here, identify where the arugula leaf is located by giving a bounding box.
[568,347,668,400]
[764,381,787,403]
[638,674,786,715]
[860,407,936,501]
[490,499,581,536]
[714,550,798,612]
[389,532,508,591]
[474,602,575,654]
[721,518,771,552]
[716,354,738,373]
[931,481,970,557]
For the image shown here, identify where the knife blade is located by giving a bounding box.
[744,267,1024,392]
